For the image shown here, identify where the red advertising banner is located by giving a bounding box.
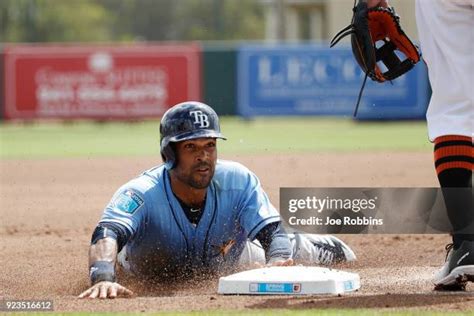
[3,44,201,119]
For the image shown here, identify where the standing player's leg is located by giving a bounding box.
[433,135,474,290]
[416,0,474,290]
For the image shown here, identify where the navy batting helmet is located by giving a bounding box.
[160,101,226,169]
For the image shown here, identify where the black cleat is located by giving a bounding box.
[434,241,474,291]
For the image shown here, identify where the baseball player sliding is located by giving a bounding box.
[78,102,356,299]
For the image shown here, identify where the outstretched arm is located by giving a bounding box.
[255,222,294,266]
[78,225,134,299]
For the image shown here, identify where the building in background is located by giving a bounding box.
[259,0,418,42]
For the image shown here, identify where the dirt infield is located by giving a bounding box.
[2,152,474,312]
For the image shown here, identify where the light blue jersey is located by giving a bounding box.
[99,159,280,277]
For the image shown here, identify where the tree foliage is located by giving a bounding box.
[0,0,113,42]
[174,0,265,40]
[0,0,265,42]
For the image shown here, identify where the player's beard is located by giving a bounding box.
[176,161,215,189]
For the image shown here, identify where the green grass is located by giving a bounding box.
[0,117,431,159]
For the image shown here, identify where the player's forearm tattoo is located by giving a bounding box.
[88,238,118,284]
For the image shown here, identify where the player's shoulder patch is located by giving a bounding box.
[113,189,144,214]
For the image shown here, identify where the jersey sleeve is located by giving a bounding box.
[99,184,147,236]
[237,170,281,240]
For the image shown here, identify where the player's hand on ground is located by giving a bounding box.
[78,281,134,299]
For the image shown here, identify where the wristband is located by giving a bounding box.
[89,261,116,285]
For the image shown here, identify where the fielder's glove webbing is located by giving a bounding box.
[330,0,421,116]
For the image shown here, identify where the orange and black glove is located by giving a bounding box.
[330,0,421,116]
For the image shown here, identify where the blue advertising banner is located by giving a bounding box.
[237,44,429,119]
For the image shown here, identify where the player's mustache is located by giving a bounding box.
[193,162,213,170]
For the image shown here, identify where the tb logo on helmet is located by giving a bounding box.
[190,110,210,128]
